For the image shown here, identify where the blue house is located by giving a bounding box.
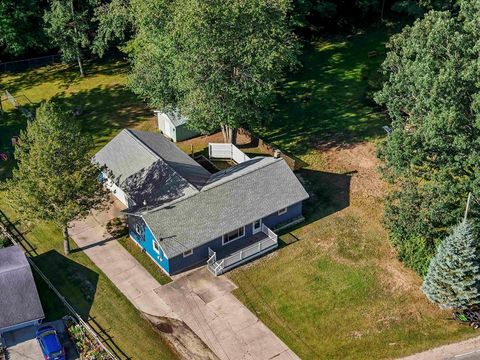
[94,129,309,275]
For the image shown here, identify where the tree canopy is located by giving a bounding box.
[44,0,98,76]
[375,0,480,274]
[0,0,46,56]
[6,101,108,254]
[125,0,299,141]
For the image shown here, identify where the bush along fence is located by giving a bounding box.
[237,128,305,170]
[0,55,61,73]
[0,209,118,360]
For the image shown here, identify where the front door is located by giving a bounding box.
[252,219,262,234]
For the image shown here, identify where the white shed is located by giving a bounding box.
[154,110,200,142]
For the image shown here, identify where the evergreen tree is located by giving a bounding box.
[6,101,108,255]
[422,221,480,309]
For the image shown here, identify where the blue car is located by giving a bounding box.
[35,325,65,360]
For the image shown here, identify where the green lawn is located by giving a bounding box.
[118,236,172,285]
[0,59,156,179]
[0,200,176,360]
[0,62,175,359]
[228,24,476,360]
[256,26,390,156]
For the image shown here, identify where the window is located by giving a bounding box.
[277,207,288,215]
[253,219,262,234]
[183,249,193,257]
[223,226,245,245]
[135,223,142,234]
[153,240,160,254]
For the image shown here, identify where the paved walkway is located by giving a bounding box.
[400,336,480,360]
[70,199,299,360]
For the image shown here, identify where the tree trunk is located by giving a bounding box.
[220,124,237,144]
[63,226,70,255]
[70,0,84,77]
[76,52,84,77]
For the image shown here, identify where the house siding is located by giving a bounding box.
[168,201,303,274]
[127,215,170,274]
[128,201,303,275]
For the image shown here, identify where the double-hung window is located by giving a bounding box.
[223,226,245,245]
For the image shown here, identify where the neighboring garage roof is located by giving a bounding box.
[143,157,309,258]
[0,246,44,330]
[93,129,211,210]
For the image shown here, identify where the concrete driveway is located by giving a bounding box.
[3,320,78,360]
[159,268,298,360]
[70,199,299,360]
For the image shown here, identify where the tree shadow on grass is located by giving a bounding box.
[31,250,131,359]
[33,250,99,319]
[0,58,129,96]
[53,84,150,149]
[257,26,393,157]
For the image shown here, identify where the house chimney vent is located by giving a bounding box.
[273,149,282,158]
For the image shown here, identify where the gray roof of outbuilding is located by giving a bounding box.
[0,246,44,330]
[93,129,211,210]
[165,110,188,127]
[142,157,309,258]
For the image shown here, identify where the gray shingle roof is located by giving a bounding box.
[142,157,309,258]
[128,130,210,188]
[0,246,44,330]
[165,110,188,127]
[93,129,210,209]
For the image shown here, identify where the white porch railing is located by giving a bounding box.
[207,224,278,276]
[208,143,250,164]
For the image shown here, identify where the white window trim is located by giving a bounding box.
[252,219,262,234]
[183,249,193,257]
[152,240,160,254]
[277,207,288,215]
[135,223,142,234]
[222,226,245,245]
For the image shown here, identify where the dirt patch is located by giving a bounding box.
[143,313,218,360]
[315,141,385,199]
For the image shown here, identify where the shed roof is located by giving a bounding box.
[142,157,309,258]
[164,110,188,127]
[0,246,44,330]
[93,129,210,210]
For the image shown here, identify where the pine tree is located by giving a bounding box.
[422,221,480,309]
[6,101,109,255]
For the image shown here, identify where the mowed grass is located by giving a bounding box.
[228,24,476,359]
[0,59,157,178]
[256,26,390,156]
[0,199,176,360]
[118,236,172,285]
[0,62,175,359]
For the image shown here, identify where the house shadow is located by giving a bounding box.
[277,168,352,248]
[33,250,98,320]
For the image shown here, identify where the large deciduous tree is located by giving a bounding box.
[375,0,480,275]
[6,101,108,255]
[422,221,480,309]
[125,0,298,143]
[44,0,97,76]
[0,0,46,56]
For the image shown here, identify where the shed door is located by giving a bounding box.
[165,119,173,138]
